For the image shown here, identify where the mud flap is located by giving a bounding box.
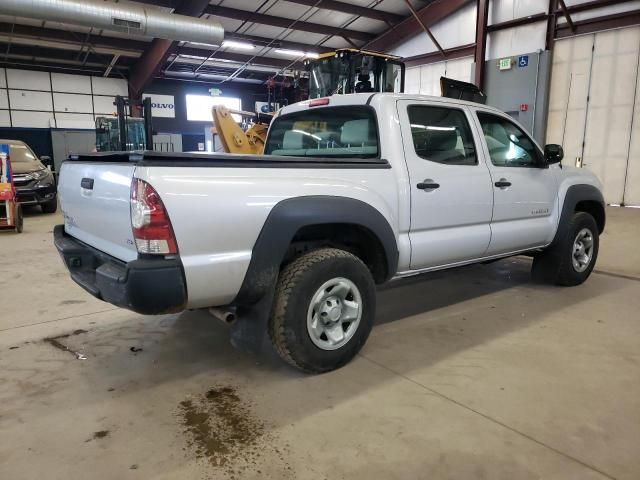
[229,285,275,354]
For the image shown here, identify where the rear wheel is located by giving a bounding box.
[269,248,376,373]
[531,211,599,286]
[41,198,57,214]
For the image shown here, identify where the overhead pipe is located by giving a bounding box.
[0,0,224,46]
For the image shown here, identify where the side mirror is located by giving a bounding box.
[40,155,53,170]
[544,144,564,165]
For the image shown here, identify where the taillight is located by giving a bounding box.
[130,178,177,255]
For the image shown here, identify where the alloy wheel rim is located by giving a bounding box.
[306,277,362,351]
[572,227,594,273]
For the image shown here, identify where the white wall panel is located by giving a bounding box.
[487,21,547,59]
[51,73,92,94]
[390,4,476,58]
[405,67,421,94]
[582,27,640,204]
[91,76,127,96]
[9,90,53,111]
[6,69,50,91]
[405,57,474,96]
[55,113,95,129]
[10,111,55,128]
[0,110,10,127]
[546,35,594,164]
[489,0,546,25]
[624,47,640,206]
[0,89,8,109]
[0,68,5,88]
[53,93,93,114]
[93,95,117,115]
[562,0,640,24]
[547,26,640,205]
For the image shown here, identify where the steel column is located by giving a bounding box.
[474,0,489,89]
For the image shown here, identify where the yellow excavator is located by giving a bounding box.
[211,49,405,154]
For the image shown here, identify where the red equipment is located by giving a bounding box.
[0,143,24,233]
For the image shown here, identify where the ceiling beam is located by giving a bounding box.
[282,0,405,24]
[555,8,640,38]
[403,43,476,67]
[364,0,474,52]
[176,46,298,70]
[564,0,636,15]
[205,5,375,42]
[223,32,333,54]
[0,22,147,54]
[0,41,134,69]
[129,0,211,97]
[487,12,549,32]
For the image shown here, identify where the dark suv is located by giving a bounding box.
[2,139,57,213]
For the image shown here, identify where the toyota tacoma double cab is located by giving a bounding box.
[54,93,605,373]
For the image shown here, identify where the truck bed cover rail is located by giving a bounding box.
[68,151,390,169]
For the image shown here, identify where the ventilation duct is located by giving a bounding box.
[0,0,224,46]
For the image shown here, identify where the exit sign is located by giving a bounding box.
[499,58,512,70]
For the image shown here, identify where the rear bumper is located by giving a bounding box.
[53,225,187,315]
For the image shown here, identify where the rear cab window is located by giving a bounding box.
[264,106,379,158]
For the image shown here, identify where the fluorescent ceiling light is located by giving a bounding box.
[223,40,255,50]
[275,49,319,58]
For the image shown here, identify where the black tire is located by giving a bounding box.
[41,199,58,214]
[532,211,599,286]
[269,248,376,373]
[15,205,23,233]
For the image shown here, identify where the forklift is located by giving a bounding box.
[95,96,154,152]
[212,48,406,155]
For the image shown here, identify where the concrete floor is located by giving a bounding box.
[1,207,639,480]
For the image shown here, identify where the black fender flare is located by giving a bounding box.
[233,195,399,306]
[552,184,605,246]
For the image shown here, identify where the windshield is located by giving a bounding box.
[308,53,404,98]
[264,106,378,158]
[7,143,39,163]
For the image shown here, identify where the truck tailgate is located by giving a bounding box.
[58,161,137,262]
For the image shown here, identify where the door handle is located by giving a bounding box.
[494,179,511,188]
[417,180,440,190]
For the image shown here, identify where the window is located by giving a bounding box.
[264,106,378,158]
[185,94,241,122]
[477,112,543,167]
[407,106,477,166]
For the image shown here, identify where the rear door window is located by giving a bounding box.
[407,105,477,166]
[265,106,378,158]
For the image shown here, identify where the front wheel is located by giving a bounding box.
[532,211,599,286]
[41,198,58,214]
[269,248,376,373]
[14,205,23,233]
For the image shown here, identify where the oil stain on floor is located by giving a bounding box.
[178,385,290,478]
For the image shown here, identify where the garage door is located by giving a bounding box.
[547,26,640,206]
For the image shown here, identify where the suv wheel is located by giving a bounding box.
[269,248,376,373]
[531,211,599,286]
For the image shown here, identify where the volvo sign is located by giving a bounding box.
[142,94,175,118]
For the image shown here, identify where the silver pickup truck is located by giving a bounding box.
[54,93,605,372]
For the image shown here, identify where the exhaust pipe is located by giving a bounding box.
[209,307,236,325]
[0,0,224,46]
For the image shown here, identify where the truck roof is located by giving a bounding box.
[278,93,504,117]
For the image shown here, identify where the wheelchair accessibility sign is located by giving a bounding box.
[518,55,529,68]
